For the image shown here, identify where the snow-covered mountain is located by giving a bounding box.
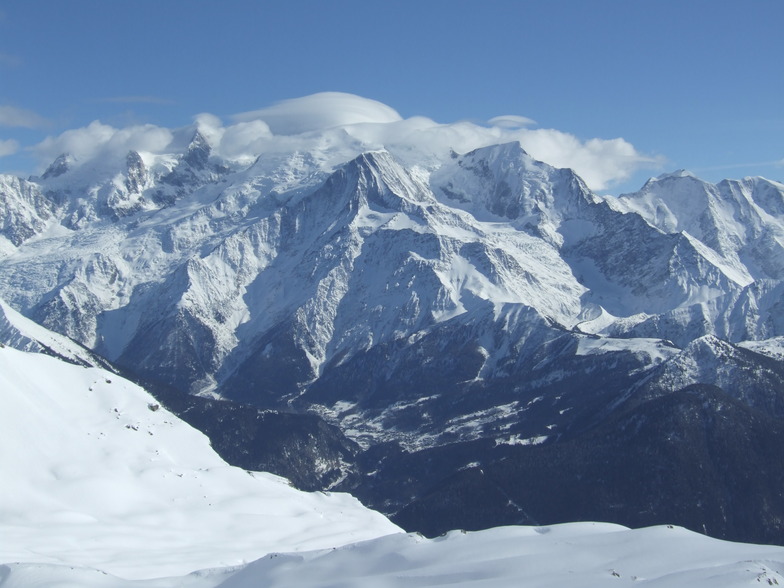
[4,139,783,400]
[0,296,110,368]
[2,105,784,544]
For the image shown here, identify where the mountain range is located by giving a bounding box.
[2,120,784,544]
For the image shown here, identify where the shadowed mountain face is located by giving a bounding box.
[2,135,784,545]
[386,383,784,545]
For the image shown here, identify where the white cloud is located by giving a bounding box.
[34,121,173,169]
[106,124,173,154]
[0,138,19,157]
[342,114,660,190]
[487,115,536,129]
[30,93,661,190]
[234,92,402,135]
[193,112,227,147]
[519,130,664,190]
[0,105,48,128]
[97,96,175,105]
[217,120,273,160]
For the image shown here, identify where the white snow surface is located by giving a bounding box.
[0,345,399,580]
[575,335,679,365]
[3,521,784,587]
[738,336,784,361]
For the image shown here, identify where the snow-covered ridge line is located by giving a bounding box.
[0,296,111,368]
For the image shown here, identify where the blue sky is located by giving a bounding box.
[0,0,782,194]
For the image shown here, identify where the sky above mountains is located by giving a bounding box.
[0,0,782,194]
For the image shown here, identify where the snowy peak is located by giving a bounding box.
[0,174,54,248]
[619,170,719,235]
[433,141,552,218]
[431,141,592,246]
[125,150,147,193]
[40,152,73,179]
[639,333,784,416]
[648,169,698,182]
[722,176,784,218]
[182,130,212,169]
[614,171,784,282]
[157,130,229,201]
[341,149,432,211]
[457,141,539,173]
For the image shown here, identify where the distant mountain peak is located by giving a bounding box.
[40,153,73,179]
[645,169,699,185]
[124,150,147,194]
[662,169,697,179]
[182,130,212,169]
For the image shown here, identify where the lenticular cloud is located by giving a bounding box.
[0,138,19,157]
[233,92,404,135]
[31,92,659,190]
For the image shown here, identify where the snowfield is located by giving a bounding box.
[0,345,399,580]
[2,343,784,587]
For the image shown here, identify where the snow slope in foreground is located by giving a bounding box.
[0,345,399,580]
[2,523,784,587]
